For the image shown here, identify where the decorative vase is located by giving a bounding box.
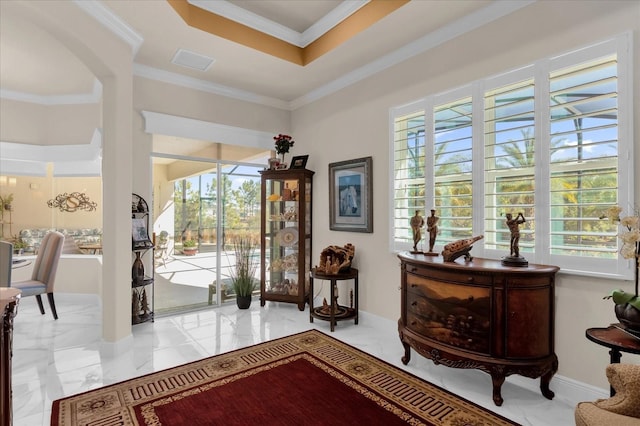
[132,252,145,284]
[615,303,640,336]
[236,295,251,309]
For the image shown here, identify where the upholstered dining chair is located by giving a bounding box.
[0,240,12,287]
[11,231,64,319]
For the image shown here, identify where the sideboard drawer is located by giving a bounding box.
[405,264,494,285]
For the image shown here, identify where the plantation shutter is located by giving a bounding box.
[483,80,536,252]
[393,109,426,248]
[433,97,473,242]
[548,55,619,258]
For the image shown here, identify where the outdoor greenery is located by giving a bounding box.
[173,173,260,248]
[399,117,620,258]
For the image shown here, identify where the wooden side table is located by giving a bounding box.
[585,324,640,396]
[309,268,358,332]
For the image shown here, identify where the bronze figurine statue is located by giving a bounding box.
[426,209,439,255]
[502,212,528,266]
[410,211,425,253]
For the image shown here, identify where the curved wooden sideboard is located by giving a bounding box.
[397,252,559,406]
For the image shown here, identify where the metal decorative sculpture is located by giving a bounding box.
[47,192,97,212]
[501,212,528,266]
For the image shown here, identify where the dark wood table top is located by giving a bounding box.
[310,268,358,279]
[586,324,640,355]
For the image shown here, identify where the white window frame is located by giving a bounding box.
[389,33,634,280]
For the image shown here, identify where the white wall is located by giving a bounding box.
[292,0,640,390]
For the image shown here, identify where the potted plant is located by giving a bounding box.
[182,239,197,256]
[601,206,640,335]
[230,235,258,309]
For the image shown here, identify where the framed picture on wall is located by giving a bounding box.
[329,156,373,233]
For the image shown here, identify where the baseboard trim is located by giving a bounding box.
[507,370,608,407]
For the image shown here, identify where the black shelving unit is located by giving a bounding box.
[131,193,154,324]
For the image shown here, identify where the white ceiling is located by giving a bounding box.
[0,0,532,109]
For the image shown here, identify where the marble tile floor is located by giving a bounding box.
[12,293,577,425]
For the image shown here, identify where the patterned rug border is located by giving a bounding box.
[51,329,520,426]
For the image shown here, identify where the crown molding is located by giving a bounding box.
[141,110,274,149]
[133,63,290,110]
[290,0,536,108]
[73,0,143,54]
[301,1,367,47]
[0,80,102,105]
[0,128,102,177]
[1,1,534,111]
[189,0,368,48]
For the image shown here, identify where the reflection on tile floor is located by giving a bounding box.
[12,294,576,425]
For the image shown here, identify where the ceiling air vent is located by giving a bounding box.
[171,48,215,71]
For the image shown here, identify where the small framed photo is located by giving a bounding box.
[132,218,152,248]
[289,155,309,169]
[329,156,373,233]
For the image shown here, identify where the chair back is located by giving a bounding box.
[31,231,64,292]
[0,241,12,287]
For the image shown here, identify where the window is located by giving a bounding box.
[484,79,536,253]
[434,97,473,241]
[393,108,425,247]
[390,34,633,279]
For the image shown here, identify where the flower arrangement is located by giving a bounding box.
[601,206,640,310]
[273,134,294,155]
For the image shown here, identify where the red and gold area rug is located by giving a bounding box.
[52,330,518,426]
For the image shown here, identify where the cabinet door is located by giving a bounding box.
[505,286,551,358]
[264,179,296,295]
[406,273,492,355]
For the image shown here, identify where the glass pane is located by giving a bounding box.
[393,112,426,246]
[152,150,267,314]
[548,55,619,258]
[435,97,473,242]
[484,79,535,251]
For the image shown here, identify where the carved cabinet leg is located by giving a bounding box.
[490,372,505,406]
[400,338,411,365]
[540,369,556,400]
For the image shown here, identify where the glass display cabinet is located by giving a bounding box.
[260,168,314,311]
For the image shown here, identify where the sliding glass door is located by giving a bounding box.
[152,154,265,315]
